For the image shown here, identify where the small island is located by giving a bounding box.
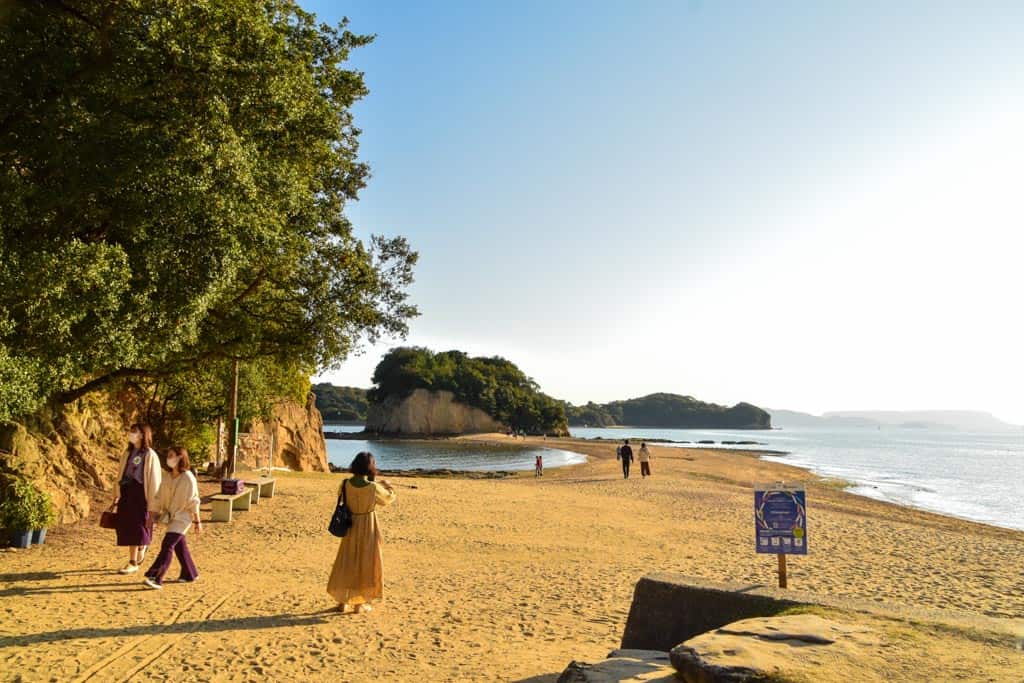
[565,393,771,429]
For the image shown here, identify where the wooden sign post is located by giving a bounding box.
[755,483,807,589]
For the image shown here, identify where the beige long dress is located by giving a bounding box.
[326,480,396,606]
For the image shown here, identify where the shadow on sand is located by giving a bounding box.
[0,608,344,648]
[0,569,111,583]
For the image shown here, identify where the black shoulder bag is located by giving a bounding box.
[328,480,353,537]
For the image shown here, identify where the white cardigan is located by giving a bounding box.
[154,471,201,535]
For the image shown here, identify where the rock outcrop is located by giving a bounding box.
[0,390,329,525]
[669,615,881,682]
[365,389,506,436]
[557,650,676,682]
[243,393,328,472]
[0,391,140,525]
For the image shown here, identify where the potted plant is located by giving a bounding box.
[0,480,35,549]
[30,486,55,545]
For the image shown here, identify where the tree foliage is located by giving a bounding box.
[0,1,417,423]
[369,348,567,434]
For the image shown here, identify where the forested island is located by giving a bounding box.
[564,393,771,429]
[312,384,369,423]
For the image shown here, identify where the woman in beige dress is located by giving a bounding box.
[327,452,396,614]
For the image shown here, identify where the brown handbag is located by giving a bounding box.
[99,504,118,529]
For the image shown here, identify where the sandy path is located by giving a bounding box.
[1,437,1022,681]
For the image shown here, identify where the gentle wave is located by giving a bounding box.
[571,425,1024,531]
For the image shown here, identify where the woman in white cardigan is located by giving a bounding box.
[143,446,202,589]
[112,423,162,574]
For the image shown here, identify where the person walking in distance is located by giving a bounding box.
[638,442,652,478]
[535,454,544,477]
[617,439,634,479]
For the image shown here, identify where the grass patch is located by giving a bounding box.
[816,477,854,490]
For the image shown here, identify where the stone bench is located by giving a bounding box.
[241,477,277,503]
[210,490,253,522]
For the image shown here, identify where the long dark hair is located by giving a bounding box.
[349,451,378,481]
[128,423,153,453]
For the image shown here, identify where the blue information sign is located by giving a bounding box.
[755,486,807,555]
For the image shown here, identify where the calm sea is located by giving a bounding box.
[571,425,1024,531]
[322,425,585,472]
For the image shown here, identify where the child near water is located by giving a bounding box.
[535,454,543,477]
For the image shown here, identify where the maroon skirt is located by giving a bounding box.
[115,479,152,546]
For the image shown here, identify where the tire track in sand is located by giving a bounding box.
[72,591,228,683]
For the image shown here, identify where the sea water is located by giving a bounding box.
[571,425,1024,531]
[322,425,585,472]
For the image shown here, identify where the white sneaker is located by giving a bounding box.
[143,577,162,590]
[118,563,140,574]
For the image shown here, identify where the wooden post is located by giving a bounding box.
[268,425,276,474]
[226,359,239,478]
[777,553,788,589]
[215,416,224,467]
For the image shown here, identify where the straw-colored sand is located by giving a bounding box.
[2,436,1022,682]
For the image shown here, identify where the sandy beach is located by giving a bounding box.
[2,437,1022,682]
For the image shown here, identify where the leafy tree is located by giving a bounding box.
[0,1,417,423]
[369,348,567,435]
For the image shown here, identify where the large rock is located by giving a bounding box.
[364,389,506,436]
[243,393,328,472]
[669,615,881,683]
[557,650,677,682]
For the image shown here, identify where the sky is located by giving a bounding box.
[303,1,1024,425]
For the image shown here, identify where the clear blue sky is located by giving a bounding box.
[306,1,1024,424]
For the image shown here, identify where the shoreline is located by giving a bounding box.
[333,430,1019,535]
[460,433,1024,537]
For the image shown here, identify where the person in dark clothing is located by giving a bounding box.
[617,440,634,479]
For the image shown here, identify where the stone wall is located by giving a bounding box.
[620,573,803,651]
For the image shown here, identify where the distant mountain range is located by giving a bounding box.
[769,409,1021,432]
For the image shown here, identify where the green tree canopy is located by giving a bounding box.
[0,1,417,423]
[369,347,567,435]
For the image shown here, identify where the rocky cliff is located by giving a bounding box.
[243,393,328,472]
[365,389,507,436]
[0,391,328,525]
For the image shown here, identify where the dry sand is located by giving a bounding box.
[1,436,1022,682]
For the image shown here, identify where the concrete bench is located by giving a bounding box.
[210,490,253,522]
[241,477,277,503]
